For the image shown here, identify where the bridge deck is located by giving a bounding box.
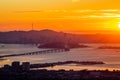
[0,48,70,58]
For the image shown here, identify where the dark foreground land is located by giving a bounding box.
[0,69,120,80]
[0,61,119,80]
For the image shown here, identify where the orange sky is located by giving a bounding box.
[0,0,120,33]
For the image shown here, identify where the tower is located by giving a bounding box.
[64,33,70,51]
[32,23,34,31]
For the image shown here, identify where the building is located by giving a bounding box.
[11,61,20,71]
[22,62,30,71]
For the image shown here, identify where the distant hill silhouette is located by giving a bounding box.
[0,29,120,44]
[38,42,89,49]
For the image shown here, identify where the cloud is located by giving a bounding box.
[73,9,119,13]
[14,10,42,13]
[13,9,120,19]
[70,9,120,19]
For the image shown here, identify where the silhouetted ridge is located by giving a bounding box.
[40,29,56,33]
[1,29,120,44]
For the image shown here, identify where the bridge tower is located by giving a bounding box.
[64,33,70,51]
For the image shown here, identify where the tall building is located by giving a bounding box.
[12,61,20,67]
[22,62,30,71]
[11,61,20,71]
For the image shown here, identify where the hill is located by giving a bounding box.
[0,29,120,44]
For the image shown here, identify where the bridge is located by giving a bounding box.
[0,48,70,58]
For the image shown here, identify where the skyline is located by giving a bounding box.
[1,0,120,33]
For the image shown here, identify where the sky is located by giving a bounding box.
[0,0,120,33]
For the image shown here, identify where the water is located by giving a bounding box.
[0,44,120,71]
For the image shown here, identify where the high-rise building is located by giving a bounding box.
[22,62,30,71]
[12,61,20,67]
[11,61,20,71]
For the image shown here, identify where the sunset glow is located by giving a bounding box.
[0,0,120,33]
[0,1,120,78]
[118,23,120,28]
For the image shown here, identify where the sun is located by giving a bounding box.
[118,23,120,28]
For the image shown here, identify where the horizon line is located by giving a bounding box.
[0,29,120,34]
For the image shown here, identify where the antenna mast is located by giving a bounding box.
[32,23,34,31]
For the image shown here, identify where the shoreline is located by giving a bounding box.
[30,61,105,68]
[0,60,120,71]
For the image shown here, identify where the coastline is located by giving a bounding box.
[0,44,120,71]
